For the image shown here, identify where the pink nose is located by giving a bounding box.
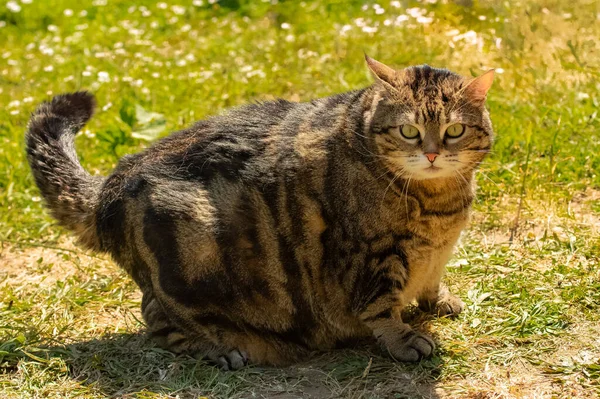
[425,153,439,163]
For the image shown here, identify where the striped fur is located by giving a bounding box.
[25,58,494,368]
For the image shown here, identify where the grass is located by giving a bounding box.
[1,0,599,397]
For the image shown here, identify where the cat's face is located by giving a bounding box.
[365,57,494,181]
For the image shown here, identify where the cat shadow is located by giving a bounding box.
[30,316,443,398]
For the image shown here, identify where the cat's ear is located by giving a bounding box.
[365,55,401,91]
[463,69,494,105]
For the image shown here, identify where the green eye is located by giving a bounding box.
[400,125,420,139]
[446,124,465,138]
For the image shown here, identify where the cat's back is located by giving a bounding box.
[115,94,357,184]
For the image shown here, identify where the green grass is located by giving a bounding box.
[1,0,599,397]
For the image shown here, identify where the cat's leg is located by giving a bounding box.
[141,291,249,370]
[357,255,435,362]
[360,297,435,362]
[417,283,464,317]
[416,244,464,317]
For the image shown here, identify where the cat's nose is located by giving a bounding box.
[425,153,439,163]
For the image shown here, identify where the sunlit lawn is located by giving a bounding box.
[1,0,599,398]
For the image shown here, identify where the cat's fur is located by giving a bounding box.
[26,57,494,369]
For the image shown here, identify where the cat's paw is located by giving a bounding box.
[382,330,435,362]
[435,293,464,317]
[419,289,464,318]
[210,349,249,371]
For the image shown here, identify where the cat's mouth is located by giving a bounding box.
[424,165,442,172]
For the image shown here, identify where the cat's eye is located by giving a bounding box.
[445,124,465,138]
[400,125,420,139]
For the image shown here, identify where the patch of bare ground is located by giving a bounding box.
[440,319,600,399]
[0,239,143,337]
[0,238,117,285]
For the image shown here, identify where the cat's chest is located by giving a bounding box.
[380,196,470,247]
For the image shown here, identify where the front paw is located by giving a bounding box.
[435,293,464,317]
[380,330,435,362]
[419,289,464,318]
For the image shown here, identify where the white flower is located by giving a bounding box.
[172,5,186,15]
[373,4,385,15]
[478,15,486,20]
[395,15,409,25]
[8,100,20,108]
[47,24,58,32]
[495,68,504,74]
[102,102,112,111]
[43,65,54,72]
[340,24,352,34]
[406,7,424,18]
[83,129,95,138]
[63,8,73,16]
[7,1,21,13]
[157,2,167,9]
[22,0,33,3]
[79,10,88,17]
[39,45,54,56]
[82,70,92,76]
[390,1,401,8]
[10,110,19,115]
[23,97,33,103]
[0,21,6,28]
[97,71,110,82]
[193,0,203,5]
[280,22,291,29]
[577,92,589,100]
[152,72,160,78]
[92,0,107,5]
[362,26,378,33]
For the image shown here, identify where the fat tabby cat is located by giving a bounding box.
[26,57,494,369]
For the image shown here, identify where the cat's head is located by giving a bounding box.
[364,56,494,181]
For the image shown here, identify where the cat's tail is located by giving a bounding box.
[25,92,103,250]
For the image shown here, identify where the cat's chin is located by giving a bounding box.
[410,166,459,181]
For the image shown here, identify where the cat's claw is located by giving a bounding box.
[213,349,249,371]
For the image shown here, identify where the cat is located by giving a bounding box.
[26,56,494,369]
